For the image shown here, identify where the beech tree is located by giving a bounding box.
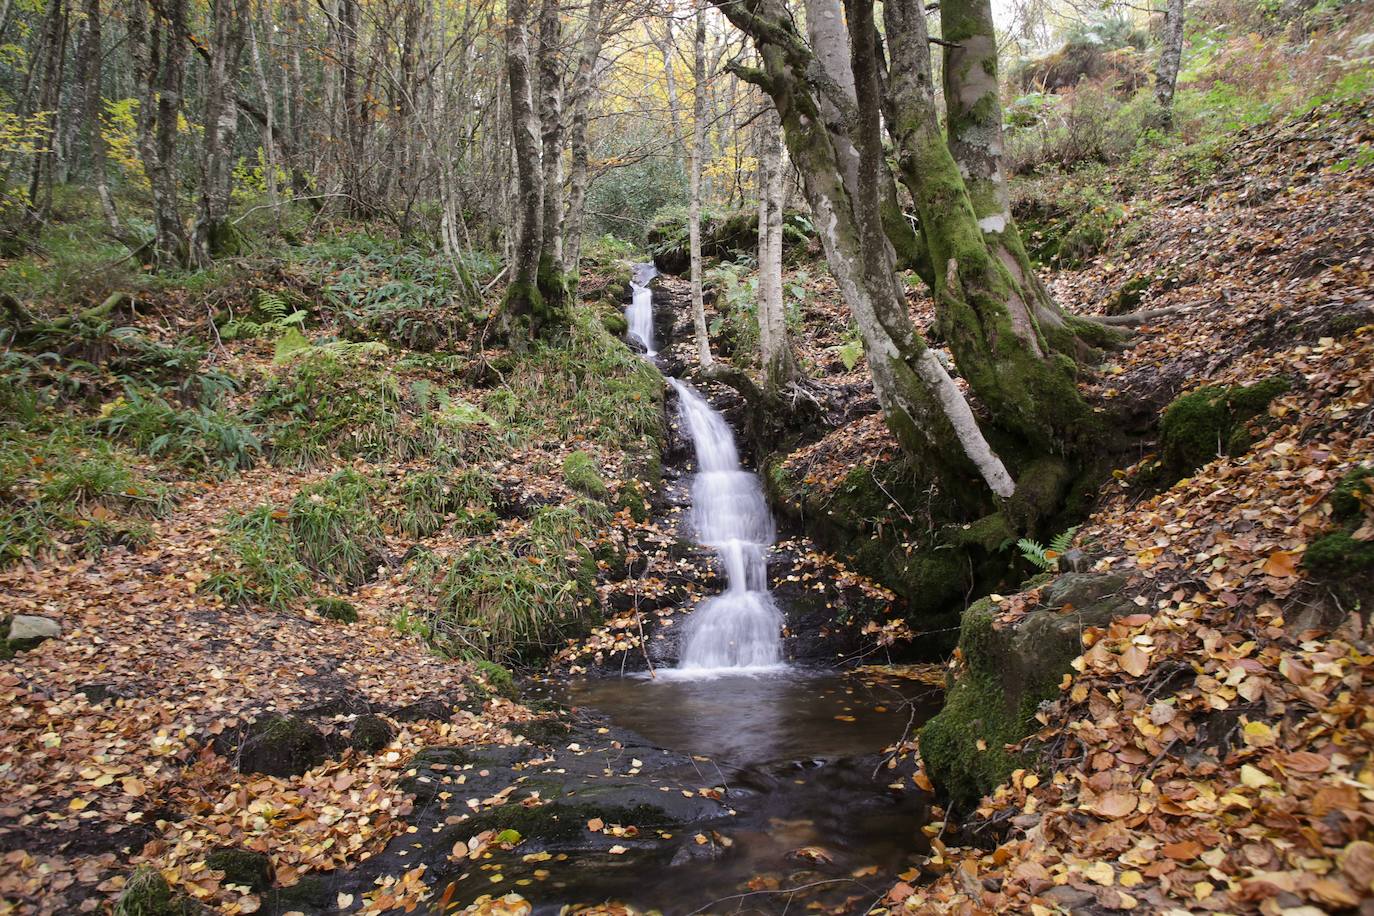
[755,106,797,393]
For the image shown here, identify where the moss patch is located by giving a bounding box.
[114,866,201,916]
[312,597,358,623]
[562,450,608,498]
[1159,376,1291,477]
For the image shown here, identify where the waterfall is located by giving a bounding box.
[627,264,657,356]
[669,379,784,672]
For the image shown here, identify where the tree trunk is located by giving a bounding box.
[129,0,189,269]
[247,1,280,229]
[654,18,685,175]
[882,0,1091,454]
[563,0,605,286]
[756,105,796,392]
[688,1,713,368]
[1154,0,1186,128]
[501,0,548,341]
[79,0,120,233]
[712,0,1014,500]
[535,0,569,314]
[193,0,248,264]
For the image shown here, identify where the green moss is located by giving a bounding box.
[471,659,517,698]
[456,801,672,844]
[562,450,608,498]
[1330,466,1373,519]
[601,312,629,336]
[1159,376,1291,476]
[921,670,1032,809]
[1304,531,1374,576]
[114,866,200,916]
[205,848,271,892]
[312,597,358,623]
[615,479,650,522]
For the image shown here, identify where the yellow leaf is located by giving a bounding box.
[1240,765,1273,788]
[1119,646,1149,677]
[1120,870,1144,888]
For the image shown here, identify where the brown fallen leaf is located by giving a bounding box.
[1090,791,1138,818]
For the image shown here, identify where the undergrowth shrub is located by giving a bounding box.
[404,499,610,663]
[288,469,388,587]
[383,467,496,538]
[258,342,504,465]
[0,425,169,565]
[203,506,314,610]
[483,308,662,453]
[100,388,261,472]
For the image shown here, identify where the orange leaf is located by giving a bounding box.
[1162,840,1204,861]
[1090,792,1138,818]
[1262,550,1299,578]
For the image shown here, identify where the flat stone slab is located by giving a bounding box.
[7,615,61,650]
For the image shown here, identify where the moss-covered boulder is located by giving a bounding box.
[113,866,202,916]
[348,714,395,753]
[233,715,331,777]
[920,573,1132,809]
[562,450,608,498]
[205,847,272,892]
[1303,465,1374,608]
[1159,376,1290,477]
[614,478,650,523]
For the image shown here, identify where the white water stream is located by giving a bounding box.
[669,380,784,673]
[624,266,784,675]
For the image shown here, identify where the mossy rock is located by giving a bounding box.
[1159,376,1291,477]
[114,866,202,916]
[1302,466,1374,606]
[562,450,608,498]
[1106,273,1153,316]
[615,479,650,523]
[348,714,395,753]
[601,312,629,336]
[471,659,517,699]
[312,596,358,623]
[454,800,673,845]
[234,715,331,777]
[921,576,1133,809]
[205,847,272,892]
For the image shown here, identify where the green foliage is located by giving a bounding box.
[585,130,688,242]
[287,469,387,588]
[203,505,314,611]
[312,596,359,623]
[470,658,517,698]
[217,289,309,343]
[99,388,261,473]
[0,423,169,566]
[1016,526,1080,571]
[258,342,501,466]
[703,260,759,357]
[482,308,663,453]
[406,501,607,663]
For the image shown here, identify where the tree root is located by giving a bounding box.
[1092,305,1186,327]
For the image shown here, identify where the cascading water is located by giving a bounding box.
[669,379,784,672]
[626,264,657,356]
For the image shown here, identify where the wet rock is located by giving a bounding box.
[1041,572,1127,609]
[232,715,332,777]
[205,847,272,892]
[113,865,203,915]
[389,696,453,723]
[348,714,395,753]
[6,614,61,651]
[78,683,130,704]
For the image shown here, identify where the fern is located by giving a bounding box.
[1017,525,1081,571]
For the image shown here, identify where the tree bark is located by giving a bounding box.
[78,0,120,233]
[247,0,280,229]
[563,0,605,286]
[688,0,713,368]
[712,0,1014,500]
[129,0,190,269]
[535,0,569,313]
[1154,0,1186,128]
[756,105,796,392]
[193,0,248,264]
[883,0,1092,453]
[501,0,548,341]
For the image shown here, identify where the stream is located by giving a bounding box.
[489,268,943,912]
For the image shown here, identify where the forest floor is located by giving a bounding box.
[1,94,1372,916]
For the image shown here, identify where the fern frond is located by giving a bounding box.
[1017,537,1053,570]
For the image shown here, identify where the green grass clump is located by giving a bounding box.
[203,506,314,610]
[0,425,169,566]
[482,308,663,455]
[405,500,608,663]
[100,388,261,473]
[384,467,497,538]
[259,342,505,466]
[288,469,387,588]
[562,450,608,498]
